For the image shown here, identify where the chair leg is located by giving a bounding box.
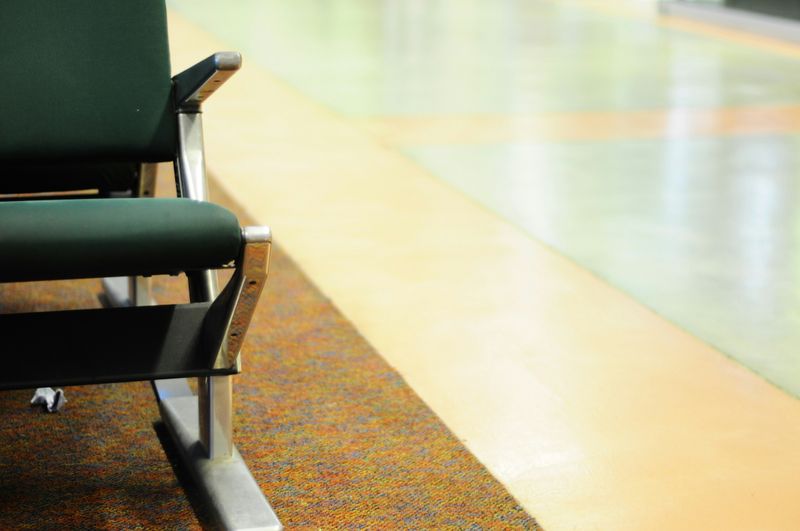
[185,270,234,458]
[153,378,281,530]
[154,270,281,530]
[152,269,279,529]
[156,109,282,529]
[103,267,280,529]
[101,276,153,307]
[198,375,233,458]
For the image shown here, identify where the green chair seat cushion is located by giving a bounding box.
[0,0,176,162]
[0,199,242,282]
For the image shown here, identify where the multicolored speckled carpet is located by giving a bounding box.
[0,183,539,529]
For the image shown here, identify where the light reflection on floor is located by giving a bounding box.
[170,0,800,395]
[405,135,800,393]
[165,1,800,528]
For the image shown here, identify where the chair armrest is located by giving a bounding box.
[173,52,242,111]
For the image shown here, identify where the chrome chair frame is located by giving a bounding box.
[103,52,282,531]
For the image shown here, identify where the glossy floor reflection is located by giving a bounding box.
[171,0,800,396]
[166,0,800,528]
[407,135,800,394]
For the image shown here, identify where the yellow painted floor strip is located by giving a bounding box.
[358,105,800,145]
[168,11,800,530]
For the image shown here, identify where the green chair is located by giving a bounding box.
[0,1,281,529]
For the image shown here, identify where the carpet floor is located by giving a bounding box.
[0,183,539,529]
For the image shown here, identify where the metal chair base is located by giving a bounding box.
[103,278,282,530]
[156,378,282,531]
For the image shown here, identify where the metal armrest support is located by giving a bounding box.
[173,52,242,111]
[207,226,272,370]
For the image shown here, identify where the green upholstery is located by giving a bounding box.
[0,0,176,163]
[0,199,242,282]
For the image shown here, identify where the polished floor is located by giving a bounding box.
[166,1,800,528]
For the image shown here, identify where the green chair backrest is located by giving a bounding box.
[0,0,176,163]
